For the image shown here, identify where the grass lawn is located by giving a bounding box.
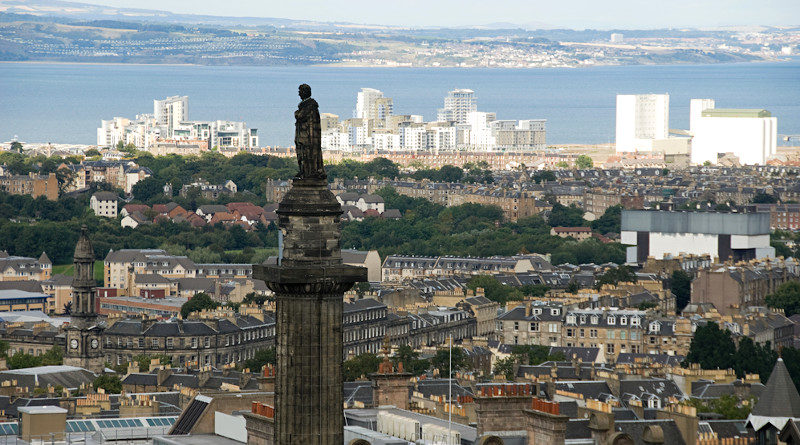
[53,260,104,284]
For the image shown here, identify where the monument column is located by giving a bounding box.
[253,84,366,444]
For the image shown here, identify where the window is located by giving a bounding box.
[607,316,616,325]
[590,329,598,338]
[530,322,539,332]
[151,338,159,348]
[579,328,585,338]
[166,338,173,348]
[514,322,519,331]
[205,337,211,348]
[191,338,198,348]
[566,328,575,338]
[606,343,615,354]
[549,323,558,333]
[620,317,627,325]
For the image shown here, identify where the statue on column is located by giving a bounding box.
[294,84,326,180]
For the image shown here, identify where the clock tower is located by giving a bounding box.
[64,226,104,372]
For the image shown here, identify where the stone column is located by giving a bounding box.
[253,178,366,445]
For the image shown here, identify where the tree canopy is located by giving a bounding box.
[671,269,693,312]
[684,322,737,372]
[180,292,220,318]
[766,280,800,317]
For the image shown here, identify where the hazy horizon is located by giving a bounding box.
[64,0,800,29]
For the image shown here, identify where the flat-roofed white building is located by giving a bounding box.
[689,99,777,165]
[615,94,670,153]
[621,210,774,264]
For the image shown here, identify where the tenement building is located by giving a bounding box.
[102,311,275,367]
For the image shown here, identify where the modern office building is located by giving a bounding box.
[615,94,670,152]
[689,99,777,165]
[438,89,477,124]
[621,210,774,264]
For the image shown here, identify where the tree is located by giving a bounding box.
[590,205,622,235]
[180,292,220,318]
[781,347,800,391]
[10,141,23,153]
[431,346,469,378]
[532,170,556,184]
[575,155,593,169]
[244,347,276,371]
[752,192,778,204]
[685,394,754,420]
[392,345,430,376]
[40,346,63,366]
[548,203,587,228]
[242,292,268,306]
[494,357,516,380]
[566,280,579,294]
[343,353,381,381]
[595,266,637,290]
[131,176,165,202]
[733,337,777,382]
[684,322,736,370]
[671,270,693,312]
[63,301,72,315]
[510,345,564,365]
[0,340,8,358]
[93,375,122,394]
[84,148,101,158]
[8,351,41,369]
[766,280,800,317]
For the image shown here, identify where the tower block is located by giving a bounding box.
[253,177,366,444]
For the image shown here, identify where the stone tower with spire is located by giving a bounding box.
[63,226,105,372]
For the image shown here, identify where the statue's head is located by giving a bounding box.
[298,84,312,100]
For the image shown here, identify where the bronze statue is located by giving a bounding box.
[294,84,326,180]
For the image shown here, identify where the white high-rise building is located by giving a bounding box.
[615,93,670,152]
[154,96,188,137]
[690,99,777,165]
[96,117,130,147]
[438,89,477,124]
[355,88,392,121]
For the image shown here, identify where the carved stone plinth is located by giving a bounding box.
[253,177,366,445]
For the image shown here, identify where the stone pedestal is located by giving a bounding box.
[371,372,413,409]
[475,395,533,437]
[253,178,366,445]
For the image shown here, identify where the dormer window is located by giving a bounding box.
[551,309,560,316]
[533,308,542,315]
[591,316,599,324]
[620,316,627,325]
[567,315,576,324]
[580,315,586,324]
[631,317,640,326]
[608,316,616,325]
[649,322,660,332]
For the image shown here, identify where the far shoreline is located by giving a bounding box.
[0,58,793,70]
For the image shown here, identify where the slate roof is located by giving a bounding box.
[344,382,374,406]
[750,358,800,418]
[614,419,687,445]
[554,381,611,400]
[0,366,96,389]
[619,379,684,404]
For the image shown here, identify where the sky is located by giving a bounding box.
[84,0,799,29]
